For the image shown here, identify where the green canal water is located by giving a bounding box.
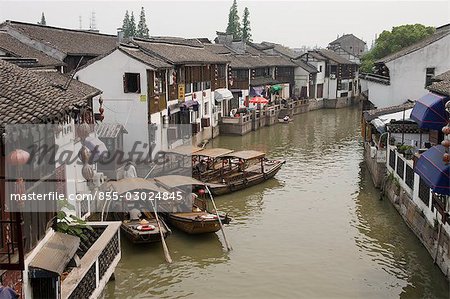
[102,106,449,298]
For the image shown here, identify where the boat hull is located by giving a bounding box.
[121,219,171,244]
[167,213,224,234]
[209,160,285,196]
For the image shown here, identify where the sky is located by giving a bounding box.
[0,1,449,48]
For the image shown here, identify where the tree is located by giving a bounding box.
[38,12,46,25]
[122,10,131,37]
[129,12,137,37]
[360,24,435,73]
[226,0,241,40]
[137,7,149,38]
[241,7,251,41]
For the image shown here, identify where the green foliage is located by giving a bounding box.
[137,7,149,38]
[397,144,414,154]
[56,200,93,241]
[122,10,137,38]
[129,12,137,37]
[226,0,242,40]
[241,7,252,41]
[38,12,46,26]
[361,24,435,73]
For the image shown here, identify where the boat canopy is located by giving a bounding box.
[106,178,163,194]
[155,175,225,189]
[155,175,205,188]
[163,145,203,156]
[194,148,234,158]
[222,150,266,160]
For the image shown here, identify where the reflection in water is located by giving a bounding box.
[104,107,448,299]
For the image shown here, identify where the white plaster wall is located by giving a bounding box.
[76,50,153,155]
[367,34,450,108]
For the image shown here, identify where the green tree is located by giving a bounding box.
[241,7,251,41]
[361,24,435,73]
[129,11,137,37]
[122,10,131,37]
[38,12,46,25]
[226,0,241,39]
[137,7,149,38]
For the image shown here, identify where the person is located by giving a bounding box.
[129,204,142,221]
[123,161,137,178]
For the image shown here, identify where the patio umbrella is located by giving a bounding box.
[415,145,450,195]
[411,93,449,130]
[249,97,269,104]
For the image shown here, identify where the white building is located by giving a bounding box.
[360,24,450,108]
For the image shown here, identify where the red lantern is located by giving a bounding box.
[7,149,30,166]
[442,126,450,135]
[99,107,104,114]
[444,153,450,164]
[198,189,205,195]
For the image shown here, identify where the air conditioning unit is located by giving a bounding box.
[201,117,211,128]
[93,172,106,187]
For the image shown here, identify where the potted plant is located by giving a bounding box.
[389,136,396,146]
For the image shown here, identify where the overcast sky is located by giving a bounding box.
[0,1,449,48]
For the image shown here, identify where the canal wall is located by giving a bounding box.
[364,142,450,279]
[363,144,386,188]
[383,177,450,278]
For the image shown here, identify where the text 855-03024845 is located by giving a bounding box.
[95,191,184,201]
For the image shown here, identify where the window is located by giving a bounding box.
[193,82,202,92]
[319,65,322,72]
[425,67,435,87]
[123,73,141,93]
[204,102,209,116]
[349,81,353,91]
[217,65,226,79]
[185,83,192,94]
[204,81,211,90]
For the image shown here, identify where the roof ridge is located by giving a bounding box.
[4,20,116,37]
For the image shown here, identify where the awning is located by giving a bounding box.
[411,93,449,130]
[415,145,450,195]
[84,136,108,162]
[29,232,80,277]
[249,86,264,97]
[181,100,199,109]
[370,108,413,133]
[214,88,233,102]
[106,177,164,194]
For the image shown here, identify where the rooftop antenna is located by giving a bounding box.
[90,11,97,30]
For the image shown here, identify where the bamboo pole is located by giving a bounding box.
[205,185,232,251]
[150,199,173,263]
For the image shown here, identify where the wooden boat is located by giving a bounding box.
[121,217,171,244]
[278,117,293,123]
[102,177,172,244]
[154,175,231,234]
[206,150,286,196]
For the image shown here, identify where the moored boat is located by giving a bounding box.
[207,150,286,196]
[153,175,231,234]
[121,217,171,244]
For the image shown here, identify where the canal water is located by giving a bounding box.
[103,106,449,298]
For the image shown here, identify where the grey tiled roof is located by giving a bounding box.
[292,59,318,73]
[133,38,229,64]
[119,46,172,69]
[428,70,450,97]
[363,102,415,121]
[329,34,366,46]
[261,42,299,59]
[0,60,101,126]
[2,20,117,56]
[316,49,355,65]
[376,30,450,63]
[0,31,64,67]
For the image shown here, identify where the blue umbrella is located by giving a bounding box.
[415,145,450,195]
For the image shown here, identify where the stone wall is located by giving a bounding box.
[383,174,450,278]
[363,144,386,188]
[307,99,324,111]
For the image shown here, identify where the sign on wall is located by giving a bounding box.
[178,84,185,100]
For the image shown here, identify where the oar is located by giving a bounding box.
[205,185,232,251]
[150,200,173,263]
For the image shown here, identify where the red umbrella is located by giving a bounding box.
[249,97,269,104]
